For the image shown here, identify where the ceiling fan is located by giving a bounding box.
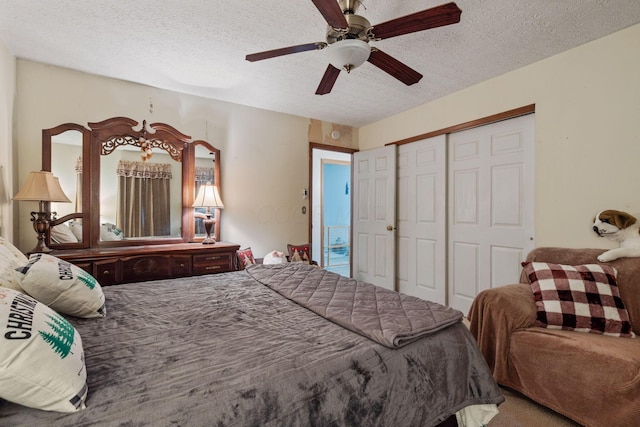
[246,0,462,95]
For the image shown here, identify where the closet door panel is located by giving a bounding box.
[397,135,446,304]
[448,114,535,314]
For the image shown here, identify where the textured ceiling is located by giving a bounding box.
[1,1,639,127]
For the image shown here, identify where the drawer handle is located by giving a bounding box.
[205,265,221,271]
[102,270,110,276]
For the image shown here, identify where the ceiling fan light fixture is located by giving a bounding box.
[326,39,370,72]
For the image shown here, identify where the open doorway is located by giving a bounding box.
[310,144,356,277]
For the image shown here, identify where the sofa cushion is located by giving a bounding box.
[509,327,640,427]
[522,261,635,338]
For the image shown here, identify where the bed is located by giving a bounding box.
[0,249,503,426]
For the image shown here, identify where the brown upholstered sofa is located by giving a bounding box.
[468,247,640,427]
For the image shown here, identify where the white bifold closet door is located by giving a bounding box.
[397,135,447,304]
[448,114,535,314]
[354,114,534,312]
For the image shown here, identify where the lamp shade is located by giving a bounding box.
[326,39,371,72]
[14,171,71,203]
[192,184,224,209]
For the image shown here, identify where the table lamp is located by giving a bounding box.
[14,170,71,253]
[192,183,224,244]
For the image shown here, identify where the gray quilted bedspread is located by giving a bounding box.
[247,263,463,348]
[0,269,503,427]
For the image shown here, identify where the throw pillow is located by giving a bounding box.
[522,261,635,338]
[0,236,28,268]
[68,220,83,241]
[236,247,256,270]
[51,223,79,244]
[100,223,124,241]
[287,243,311,264]
[0,287,87,412]
[16,253,106,318]
[0,261,24,292]
[263,250,287,265]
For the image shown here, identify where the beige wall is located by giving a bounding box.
[0,39,16,242]
[359,23,640,250]
[10,23,640,254]
[13,61,352,256]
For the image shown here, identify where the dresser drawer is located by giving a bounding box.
[121,255,173,283]
[193,252,233,275]
[93,260,119,286]
[55,242,240,284]
[172,255,192,277]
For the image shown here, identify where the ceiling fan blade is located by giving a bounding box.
[371,2,461,40]
[367,49,423,86]
[246,42,326,62]
[315,65,341,95]
[310,0,349,29]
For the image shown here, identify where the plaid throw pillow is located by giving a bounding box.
[522,261,635,338]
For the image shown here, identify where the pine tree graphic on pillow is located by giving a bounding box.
[77,270,97,290]
[39,313,76,359]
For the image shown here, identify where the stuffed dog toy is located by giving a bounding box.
[592,209,640,262]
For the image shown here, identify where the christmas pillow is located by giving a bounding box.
[16,253,106,318]
[0,287,87,412]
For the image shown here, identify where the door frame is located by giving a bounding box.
[309,143,358,270]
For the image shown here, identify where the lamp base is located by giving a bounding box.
[29,211,54,254]
[201,236,217,245]
[202,215,216,244]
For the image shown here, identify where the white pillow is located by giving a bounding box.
[0,262,24,292]
[50,223,79,244]
[263,250,287,265]
[68,220,83,241]
[100,223,124,241]
[16,253,106,318]
[0,236,28,268]
[0,287,87,412]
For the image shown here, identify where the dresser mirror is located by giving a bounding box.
[99,133,183,241]
[43,117,221,250]
[43,123,90,248]
[193,141,220,239]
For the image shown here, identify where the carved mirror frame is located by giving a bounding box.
[42,117,221,250]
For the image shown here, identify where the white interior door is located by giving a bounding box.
[353,146,396,290]
[397,135,446,304]
[448,114,535,314]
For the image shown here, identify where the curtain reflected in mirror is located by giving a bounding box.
[116,160,172,238]
[74,157,82,212]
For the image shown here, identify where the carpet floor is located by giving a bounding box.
[488,387,582,427]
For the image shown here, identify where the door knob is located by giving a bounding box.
[387,225,394,231]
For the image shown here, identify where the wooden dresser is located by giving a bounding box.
[52,242,240,286]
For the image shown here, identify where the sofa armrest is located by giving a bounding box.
[468,283,537,378]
